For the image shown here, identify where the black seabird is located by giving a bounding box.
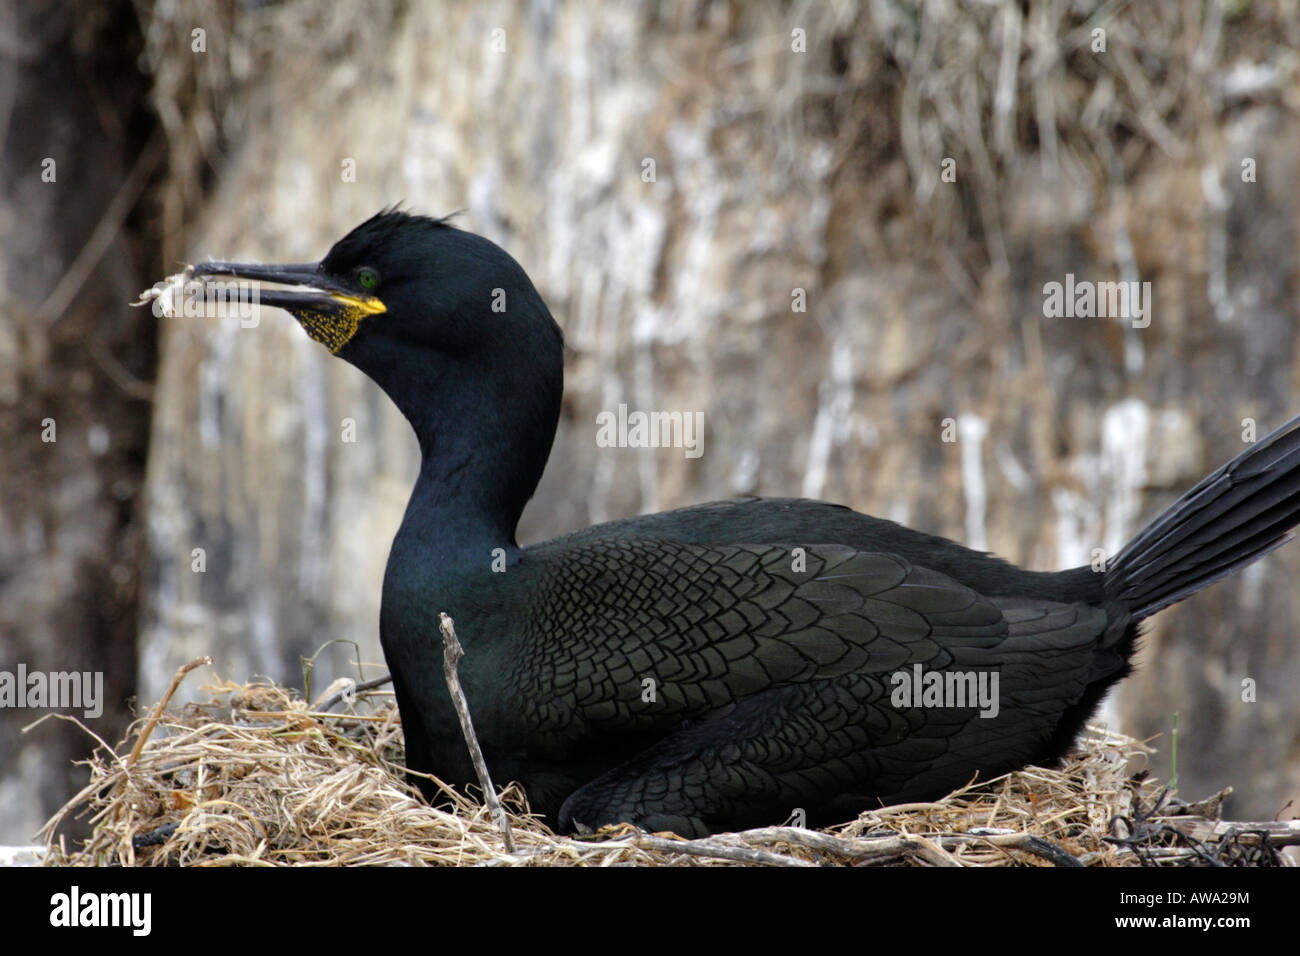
[193,209,1300,836]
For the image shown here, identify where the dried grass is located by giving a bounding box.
[40,667,1283,867]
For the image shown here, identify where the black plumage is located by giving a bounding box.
[193,209,1300,836]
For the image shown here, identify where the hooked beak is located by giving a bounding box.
[191,260,386,353]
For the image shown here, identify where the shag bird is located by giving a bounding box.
[193,209,1300,837]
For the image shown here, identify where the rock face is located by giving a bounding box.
[0,3,155,844]
[6,1,1300,841]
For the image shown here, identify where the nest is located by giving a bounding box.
[38,662,1292,867]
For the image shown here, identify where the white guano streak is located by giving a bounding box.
[958,414,988,552]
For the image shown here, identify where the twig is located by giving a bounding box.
[630,833,815,867]
[127,656,212,768]
[727,825,1082,866]
[131,822,179,849]
[732,826,886,860]
[725,827,949,866]
[951,832,1084,867]
[314,674,393,713]
[439,613,516,854]
[1163,819,1300,849]
[35,129,165,327]
[85,335,154,401]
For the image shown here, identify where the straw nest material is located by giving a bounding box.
[39,663,1293,867]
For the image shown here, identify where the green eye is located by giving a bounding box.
[358,268,379,291]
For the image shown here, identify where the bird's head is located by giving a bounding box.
[192,207,562,365]
[193,208,565,534]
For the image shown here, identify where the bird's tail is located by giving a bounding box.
[1105,413,1300,621]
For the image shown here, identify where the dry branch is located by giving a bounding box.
[439,613,515,854]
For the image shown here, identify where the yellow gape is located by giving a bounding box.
[298,292,387,353]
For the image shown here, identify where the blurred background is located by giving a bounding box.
[3,0,1300,845]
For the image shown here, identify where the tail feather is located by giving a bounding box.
[1117,446,1300,586]
[1122,489,1300,598]
[1122,533,1293,619]
[1107,414,1300,620]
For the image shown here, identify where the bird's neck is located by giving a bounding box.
[404,433,533,558]
[366,348,562,564]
